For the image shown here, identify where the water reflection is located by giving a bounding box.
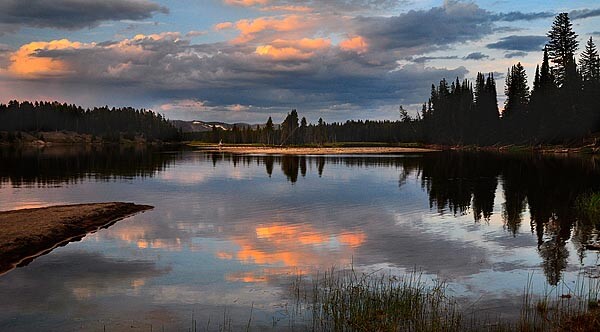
[0,145,180,187]
[204,152,600,285]
[2,149,600,330]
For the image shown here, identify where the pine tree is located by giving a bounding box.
[546,13,579,87]
[504,63,529,119]
[399,105,411,123]
[580,37,600,83]
[265,116,274,144]
[281,110,299,145]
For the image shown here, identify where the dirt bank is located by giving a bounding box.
[0,202,153,275]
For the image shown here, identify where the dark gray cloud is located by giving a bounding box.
[254,0,406,13]
[411,56,459,63]
[487,35,547,51]
[0,0,168,32]
[464,52,490,60]
[570,8,600,20]
[493,11,554,21]
[504,51,528,59]
[355,1,493,53]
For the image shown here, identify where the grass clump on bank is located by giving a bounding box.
[291,268,600,332]
[293,268,461,331]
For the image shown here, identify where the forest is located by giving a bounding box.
[191,12,600,146]
[0,101,180,142]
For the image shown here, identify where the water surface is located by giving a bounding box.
[1,147,600,331]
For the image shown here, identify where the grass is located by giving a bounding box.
[288,267,600,332]
[291,267,462,331]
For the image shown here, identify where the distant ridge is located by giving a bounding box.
[171,120,270,133]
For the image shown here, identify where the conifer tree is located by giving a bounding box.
[504,63,529,119]
[546,13,579,87]
[580,37,600,83]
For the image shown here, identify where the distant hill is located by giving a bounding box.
[171,120,267,133]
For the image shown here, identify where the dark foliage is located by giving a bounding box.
[0,100,180,141]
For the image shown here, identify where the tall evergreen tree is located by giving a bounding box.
[280,109,299,145]
[579,37,600,132]
[546,13,579,87]
[580,37,600,83]
[265,116,274,144]
[504,63,530,119]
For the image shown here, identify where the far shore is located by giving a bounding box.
[196,145,440,155]
[190,143,600,156]
[0,202,153,275]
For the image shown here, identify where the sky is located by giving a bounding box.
[0,0,599,124]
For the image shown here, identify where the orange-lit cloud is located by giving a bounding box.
[132,32,181,41]
[260,5,313,13]
[224,0,269,6]
[232,15,310,44]
[339,36,369,54]
[255,38,331,60]
[216,222,366,283]
[338,232,366,248]
[214,22,234,31]
[9,39,90,77]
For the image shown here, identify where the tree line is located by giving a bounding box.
[0,100,180,142]
[192,12,599,146]
[186,109,422,145]
[425,13,600,144]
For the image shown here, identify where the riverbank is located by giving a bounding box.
[194,145,440,155]
[0,203,153,275]
[0,131,177,146]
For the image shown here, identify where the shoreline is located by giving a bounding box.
[191,143,600,156]
[196,145,440,155]
[0,202,153,275]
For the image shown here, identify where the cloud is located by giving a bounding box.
[354,1,493,54]
[255,38,331,60]
[411,56,459,64]
[570,8,600,20]
[2,32,469,122]
[186,30,207,37]
[463,52,490,60]
[9,39,94,77]
[230,15,317,44]
[224,0,269,6]
[486,35,547,51]
[260,5,313,13]
[339,36,369,54]
[223,0,403,13]
[493,11,555,21]
[214,22,234,31]
[504,51,528,59]
[0,0,168,33]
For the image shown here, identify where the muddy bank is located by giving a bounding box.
[199,145,439,155]
[0,202,153,275]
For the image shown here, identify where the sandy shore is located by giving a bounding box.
[0,202,152,275]
[199,146,439,155]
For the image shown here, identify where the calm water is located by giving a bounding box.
[1,146,600,331]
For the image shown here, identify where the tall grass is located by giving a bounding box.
[290,267,600,332]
